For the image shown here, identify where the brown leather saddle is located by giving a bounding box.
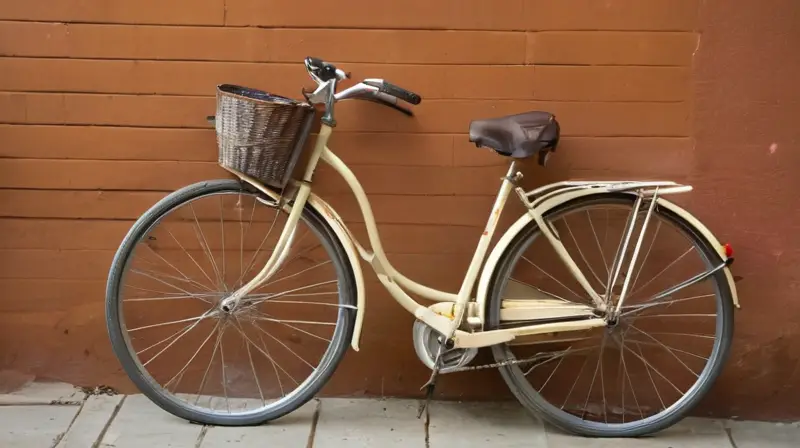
[468,111,561,165]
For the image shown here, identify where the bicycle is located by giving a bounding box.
[106,56,739,438]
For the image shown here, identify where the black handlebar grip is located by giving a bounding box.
[381,81,422,105]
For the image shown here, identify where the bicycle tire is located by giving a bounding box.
[105,179,356,426]
[485,193,734,437]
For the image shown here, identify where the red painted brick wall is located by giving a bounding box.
[2,0,740,409]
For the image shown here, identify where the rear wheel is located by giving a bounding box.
[486,194,734,437]
[106,179,356,426]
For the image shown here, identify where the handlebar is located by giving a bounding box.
[363,79,422,105]
[303,56,422,117]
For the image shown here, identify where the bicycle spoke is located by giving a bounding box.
[164,320,221,390]
[562,348,591,410]
[227,317,289,396]
[257,299,354,309]
[626,339,708,362]
[621,294,715,317]
[232,321,299,386]
[236,207,284,288]
[220,196,226,290]
[628,220,661,296]
[629,326,700,377]
[253,315,337,327]
[194,323,224,407]
[248,292,340,300]
[257,330,286,395]
[629,246,695,298]
[219,323,230,414]
[250,322,316,370]
[521,255,584,301]
[129,311,214,333]
[140,310,215,367]
[125,293,221,303]
[538,347,570,393]
[260,233,316,281]
[132,263,215,299]
[626,342,683,397]
[235,315,265,406]
[586,210,610,276]
[237,194,249,293]
[164,227,218,290]
[244,280,339,308]
[563,215,606,289]
[130,269,206,299]
[506,277,572,303]
[619,333,643,420]
[634,313,715,319]
[125,284,186,296]
[189,203,224,290]
[523,345,595,376]
[251,310,333,343]
[581,335,606,420]
[263,260,332,288]
[615,336,625,422]
[600,337,607,423]
[143,244,215,293]
[647,331,715,340]
[136,322,195,356]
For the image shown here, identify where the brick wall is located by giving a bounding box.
[0,1,701,400]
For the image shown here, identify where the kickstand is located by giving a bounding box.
[416,342,445,419]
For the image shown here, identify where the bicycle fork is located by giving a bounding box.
[220,127,332,312]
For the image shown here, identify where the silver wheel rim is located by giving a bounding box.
[115,190,349,417]
[493,198,727,429]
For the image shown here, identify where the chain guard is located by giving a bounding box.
[413,319,571,375]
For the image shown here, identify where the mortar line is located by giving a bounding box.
[305,399,322,448]
[91,395,127,448]
[51,391,90,448]
[194,425,209,448]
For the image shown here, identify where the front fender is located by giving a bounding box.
[475,188,739,327]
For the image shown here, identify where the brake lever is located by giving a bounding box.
[301,87,313,102]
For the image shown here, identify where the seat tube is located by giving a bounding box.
[449,162,518,331]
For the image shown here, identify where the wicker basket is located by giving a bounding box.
[215,84,316,188]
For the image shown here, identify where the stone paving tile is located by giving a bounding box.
[545,417,733,448]
[98,395,204,448]
[725,420,800,448]
[426,400,548,447]
[200,399,318,447]
[0,382,84,405]
[0,405,80,448]
[57,395,124,448]
[0,386,790,448]
[313,398,424,447]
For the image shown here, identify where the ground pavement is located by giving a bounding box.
[0,382,797,447]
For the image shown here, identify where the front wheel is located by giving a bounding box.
[486,193,734,437]
[106,179,356,426]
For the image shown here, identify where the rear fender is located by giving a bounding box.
[475,185,739,327]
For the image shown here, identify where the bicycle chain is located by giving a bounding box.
[440,351,558,374]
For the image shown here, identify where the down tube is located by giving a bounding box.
[319,147,459,302]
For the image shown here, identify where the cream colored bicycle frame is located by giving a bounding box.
[222,124,740,352]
